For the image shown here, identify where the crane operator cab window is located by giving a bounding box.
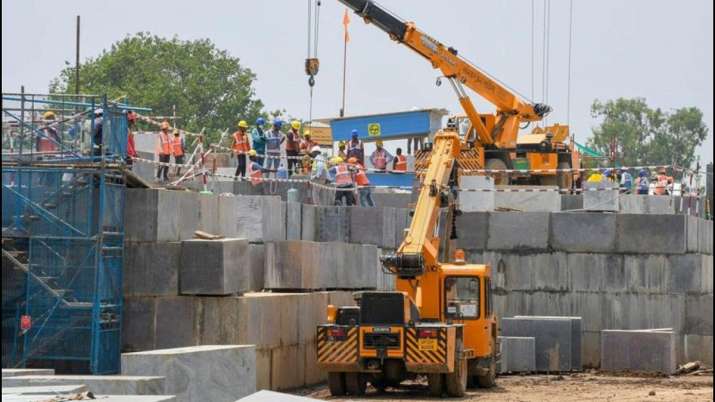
[444,277,480,319]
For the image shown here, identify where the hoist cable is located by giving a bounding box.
[566,0,574,126]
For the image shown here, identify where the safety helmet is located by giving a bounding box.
[310,145,321,154]
[94,108,103,116]
[376,139,384,146]
[248,149,257,157]
[639,169,648,177]
[43,111,56,120]
[273,119,283,128]
[351,129,358,137]
[173,128,180,135]
[304,130,311,136]
[238,120,248,129]
[160,121,170,130]
[348,157,358,164]
[332,156,344,164]
[338,140,346,148]
[291,120,301,130]
[256,117,265,126]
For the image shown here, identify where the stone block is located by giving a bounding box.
[568,253,625,292]
[583,189,619,212]
[124,242,180,297]
[217,195,240,237]
[684,294,713,335]
[2,369,55,378]
[315,206,350,242]
[255,348,271,391]
[624,255,669,294]
[236,196,286,242]
[125,189,200,242]
[2,384,89,395]
[686,216,699,252]
[616,214,687,254]
[1,376,165,395]
[550,213,617,253]
[667,254,704,294]
[370,191,411,208]
[198,193,220,234]
[248,244,265,292]
[239,390,323,401]
[459,175,495,212]
[155,297,199,349]
[561,194,583,211]
[303,341,327,386]
[300,204,316,241]
[498,336,536,373]
[501,317,575,372]
[349,207,383,245]
[235,293,297,349]
[601,293,685,333]
[619,195,646,214]
[180,238,248,295]
[484,252,568,292]
[646,196,675,214]
[455,212,489,251]
[600,329,676,374]
[703,255,713,294]
[699,219,713,254]
[487,212,549,251]
[298,292,330,344]
[122,345,256,402]
[381,207,410,249]
[514,316,582,371]
[271,344,305,391]
[495,190,561,212]
[684,334,713,366]
[581,331,601,369]
[198,297,241,345]
[122,297,156,352]
[286,202,301,241]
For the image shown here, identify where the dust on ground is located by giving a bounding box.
[296,372,714,402]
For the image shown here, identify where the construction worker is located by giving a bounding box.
[350,157,375,207]
[370,139,393,171]
[337,141,348,160]
[265,119,285,176]
[393,147,408,172]
[172,129,186,177]
[286,120,302,176]
[310,145,329,205]
[126,111,138,165]
[232,120,251,178]
[156,120,172,182]
[251,117,267,166]
[636,169,650,195]
[329,156,356,206]
[92,108,104,156]
[38,111,60,153]
[654,168,669,195]
[300,130,318,156]
[619,168,633,194]
[247,149,267,188]
[347,129,364,163]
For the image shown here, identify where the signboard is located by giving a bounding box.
[368,123,381,137]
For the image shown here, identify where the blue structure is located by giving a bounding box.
[329,108,446,142]
[2,93,147,373]
[366,172,414,189]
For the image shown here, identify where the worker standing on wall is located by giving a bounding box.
[392,147,407,172]
[251,117,267,166]
[126,111,138,166]
[636,169,650,195]
[337,141,348,161]
[347,130,364,163]
[38,111,60,153]
[247,149,267,194]
[172,128,186,177]
[265,119,285,177]
[619,168,633,194]
[654,168,670,195]
[232,120,251,178]
[370,139,393,171]
[156,120,172,182]
[92,108,104,157]
[329,156,356,206]
[286,120,302,176]
[350,157,375,207]
[300,130,317,156]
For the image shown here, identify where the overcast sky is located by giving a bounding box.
[3,0,713,166]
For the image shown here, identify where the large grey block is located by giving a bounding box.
[237,196,286,242]
[2,369,55,378]
[487,212,549,251]
[646,196,676,214]
[550,212,617,253]
[381,207,411,249]
[501,317,574,372]
[349,207,383,245]
[624,255,669,294]
[600,329,676,374]
[482,252,568,292]
[684,294,713,335]
[568,253,625,292]
[619,195,646,214]
[459,175,495,212]
[599,293,685,334]
[180,238,248,295]
[616,214,686,254]
[155,297,199,349]
[301,206,350,242]
[123,297,157,352]
[686,216,699,252]
[455,212,489,251]
[124,242,181,296]
[370,191,411,208]
[125,189,200,241]
[514,316,582,371]
[1,375,165,395]
[684,334,713,366]
[583,189,619,212]
[198,193,220,234]
[560,194,583,211]
[699,218,713,254]
[667,254,705,294]
[2,384,89,395]
[248,243,265,292]
[122,345,255,402]
[286,202,301,240]
[498,336,536,373]
[495,190,561,212]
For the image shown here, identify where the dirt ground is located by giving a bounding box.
[296,372,714,402]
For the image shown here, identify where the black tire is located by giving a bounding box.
[370,378,388,393]
[486,158,509,185]
[328,372,346,396]
[427,373,444,397]
[477,357,497,388]
[345,372,367,395]
[445,356,467,397]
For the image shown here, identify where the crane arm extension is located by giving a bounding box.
[338,0,549,124]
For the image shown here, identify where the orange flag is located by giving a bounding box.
[343,8,351,43]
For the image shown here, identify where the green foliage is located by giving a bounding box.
[50,32,267,143]
[588,98,708,169]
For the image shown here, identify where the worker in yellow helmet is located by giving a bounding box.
[328,155,356,206]
[37,111,60,153]
[370,139,393,170]
[232,120,251,178]
[286,120,302,176]
[337,140,348,160]
[247,149,266,187]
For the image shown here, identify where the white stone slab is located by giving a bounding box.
[1,375,165,395]
[2,384,88,395]
[237,390,321,401]
[1,369,55,378]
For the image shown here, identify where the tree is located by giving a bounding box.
[50,33,266,142]
[588,98,708,170]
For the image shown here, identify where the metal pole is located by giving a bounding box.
[75,16,80,95]
[20,86,25,155]
[340,38,347,117]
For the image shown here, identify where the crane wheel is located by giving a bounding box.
[476,358,497,388]
[485,158,509,185]
[328,372,346,396]
[445,356,468,397]
[345,372,367,395]
[427,373,444,397]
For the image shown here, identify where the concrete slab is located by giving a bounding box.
[616,214,687,254]
[583,189,619,212]
[286,202,301,240]
[248,243,265,292]
[684,294,713,336]
[699,218,713,254]
[514,316,582,371]
[316,206,350,242]
[1,369,55,378]
[381,207,411,249]
[568,253,625,292]
[560,194,583,211]
[600,329,676,374]
[122,345,256,402]
[619,195,646,214]
[349,207,383,245]
[271,344,305,390]
[482,252,568,292]
[498,336,536,373]
[495,190,561,212]
[667,254,705,294]
[459,175,495,212]
[238,390,322,401]
[646,196,676,214]
[487,212,549,251]
[180,238,249,295]
[2,384,88,395]
[124,242,181,296]
[550,213,617,253]
[155,296,199,349]
[2,396,176,402]
[1,375,165,395]
[501,317,574,372]
[684,334,713,366]
[218,195,285,242]
[370,192,411,209]
[198,193,220,234]
[122,296,157,352]
[624,255,669,294]
[455,212,489,251]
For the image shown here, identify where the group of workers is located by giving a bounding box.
[585,167,674,195]
[37,108,106,157]
[154,120,186,182]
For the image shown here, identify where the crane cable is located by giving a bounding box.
[541,0,551,126]
[305,0,322,131]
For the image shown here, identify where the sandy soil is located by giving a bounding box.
[296,372,713,402]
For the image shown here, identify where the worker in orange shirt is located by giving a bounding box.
[232,120,251,178]
[392,147,408,172]
[349,157,375,207]
[370,139,393,171]
[654,168,670,195]
[156,121,172,182]
[247,149,268,194]
[171,128,186,176]
[329,156,356,206]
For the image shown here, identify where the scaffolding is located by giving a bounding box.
[2,91,148,373]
